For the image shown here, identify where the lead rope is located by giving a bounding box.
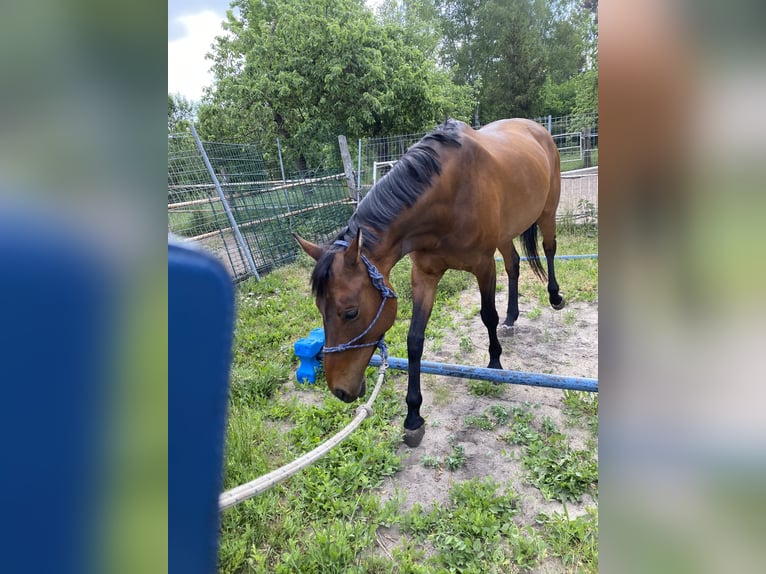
[219,359,389,509]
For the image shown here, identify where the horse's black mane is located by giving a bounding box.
[310,119,463,297]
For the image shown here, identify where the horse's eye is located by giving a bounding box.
[343,308,359,321]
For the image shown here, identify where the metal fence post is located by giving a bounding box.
[276,137,293,228]
[190,124,260,280]
[276,137,287,185]
[548,114,552,133]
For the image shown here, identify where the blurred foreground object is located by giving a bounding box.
[168,239,234,574]
[0,206,112,573]
[601,0,766,571]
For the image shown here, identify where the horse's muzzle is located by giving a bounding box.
[332,378,366,403]
[333,388,354,403]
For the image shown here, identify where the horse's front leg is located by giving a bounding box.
[403,263,443,448]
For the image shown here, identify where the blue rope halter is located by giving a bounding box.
[322,240,397,361]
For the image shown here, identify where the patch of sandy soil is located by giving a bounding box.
[375,285,598,565]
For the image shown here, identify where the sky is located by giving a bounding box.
[168,1,232,102]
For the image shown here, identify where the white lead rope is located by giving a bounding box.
[219,359,389,510]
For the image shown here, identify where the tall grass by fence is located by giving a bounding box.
[168,112,598,282]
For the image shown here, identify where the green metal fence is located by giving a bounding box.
[168,112,597,282]
[356,112,599,190]
[168,131,354,282]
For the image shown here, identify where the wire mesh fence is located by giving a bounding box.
[559,169,598,227]
[356,113,598,190]
[168,132,354,282]
[535,112,599,169]
[168,112,597,282]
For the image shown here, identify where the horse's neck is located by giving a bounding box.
[365,241,401,278]
[367,222,438,275]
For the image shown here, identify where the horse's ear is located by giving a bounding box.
[293,233,323,261]
[343,228,363,267]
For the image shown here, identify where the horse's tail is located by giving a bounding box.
[520,223,547,282]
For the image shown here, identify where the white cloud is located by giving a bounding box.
[168,10,225,102]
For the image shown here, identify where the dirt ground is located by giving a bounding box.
[375,285,598,550]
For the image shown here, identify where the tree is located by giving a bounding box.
[542,0,598,119]
[435,0,597,123]
[198,0,473,171]
[477,0,550,121]
[168,93,196,133]
[539,1,583,116]
[376,0,442,59]
[571,0,598,118]
[168,94,202,191]
[435,0,482,125]
[436,0,552,124]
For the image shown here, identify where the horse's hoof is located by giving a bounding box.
[502,316,517,328]
[551,295,566,310]
[403,425,426,448]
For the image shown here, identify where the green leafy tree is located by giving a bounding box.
[376,0,442,59]
[198,0,473,171]
[542,1,598,119]
[436,0,551,123]
[436,0,597,123]
[571,0,598,118]
[168,94,202,191]
[475,0,549,121]
[435,0,483,125]
[540,1,583,116]
[168,93,196,133]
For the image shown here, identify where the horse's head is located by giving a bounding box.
[294,230,397,402]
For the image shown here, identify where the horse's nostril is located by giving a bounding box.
[333,388,350,402]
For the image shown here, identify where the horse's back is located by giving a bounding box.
[474,118,559,171]
[455,119,560,233]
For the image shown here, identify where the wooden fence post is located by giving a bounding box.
[337,135,357,200]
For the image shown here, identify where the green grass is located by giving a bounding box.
[468,379,505,398]
[464,405,510,431]
[537,506,598,572]
[502,405,598,503]
[168,208,222,237]
[217,226,598,572]
[560,147,599,171]
[512,227,598,306]
[563,390,599,435]
[403,478,524,571]
[465,413,496,430]
[420,454,442,469]
[419,440,467,472]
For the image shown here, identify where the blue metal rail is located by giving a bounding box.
[368,355,598,393]
[497,253,599,262]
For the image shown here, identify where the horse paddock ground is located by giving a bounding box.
[375,285,598,571]
[219,229,597,572]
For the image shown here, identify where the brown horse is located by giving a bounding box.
[295,118,564,447]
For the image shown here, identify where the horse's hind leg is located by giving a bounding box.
[537,214,565,310]
[474,256,503,369]
[498,242,520,327]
